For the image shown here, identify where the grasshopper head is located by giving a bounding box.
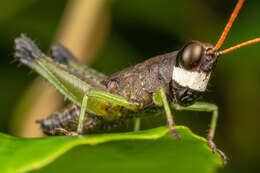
[169,0,260,106]
[170,41,219,106]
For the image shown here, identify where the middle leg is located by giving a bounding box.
[159,88,180,140]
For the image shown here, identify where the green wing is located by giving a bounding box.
[15,35,141,117]
[50,44,107,84]
[15,34,107,106]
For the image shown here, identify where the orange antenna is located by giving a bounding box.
[219,37,260,55]
[214,0,245,50]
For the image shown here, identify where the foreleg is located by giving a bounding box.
[172,102,228,164]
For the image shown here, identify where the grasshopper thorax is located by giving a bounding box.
[171,41,219,106]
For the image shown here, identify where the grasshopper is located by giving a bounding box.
[14,0,260,164]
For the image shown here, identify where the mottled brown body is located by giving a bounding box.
[103,52,177,107]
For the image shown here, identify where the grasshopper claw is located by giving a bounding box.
[208,138,228,165]
[170,128,181,140]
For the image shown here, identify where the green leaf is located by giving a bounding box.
[0,126,222,173]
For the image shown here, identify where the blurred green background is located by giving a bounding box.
[0,0,259,172]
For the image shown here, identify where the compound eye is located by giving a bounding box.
[179,43,203,69]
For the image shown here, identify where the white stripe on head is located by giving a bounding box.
[172,67,211,92]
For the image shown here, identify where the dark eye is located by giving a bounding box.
[179,43,203,69]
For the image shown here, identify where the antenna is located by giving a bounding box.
[219,37,260,55]
[214,0,245,50]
